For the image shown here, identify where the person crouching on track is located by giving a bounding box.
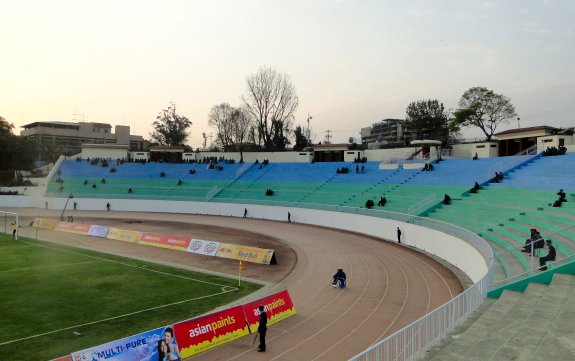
[332,268,347,288]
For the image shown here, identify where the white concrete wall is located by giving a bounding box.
[198,151,313,163]
[452,142,498,159]
[130,151,150,161]
[537,135,574,153]
[364,147,441,162]
[81,148,129,160]
[0,196,489,282]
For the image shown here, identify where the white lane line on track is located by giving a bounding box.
[0,288,236,347]
[0,261,99,274]
[270,256,372,361]
[18,239,232,288]
[392,252,431,313]
[217,254,356,361]
[310,253,391,360]
[410,252,456,299]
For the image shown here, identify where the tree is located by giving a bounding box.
[405,99,450,144]
[208,103,252,153]
[150,102,192,146]
[293,125,308,151]
[242,67,299,150]
[451,87,516,141]
[0,116,35,172]
[208,103,235,149]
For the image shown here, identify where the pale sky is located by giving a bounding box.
[1,0,574,148]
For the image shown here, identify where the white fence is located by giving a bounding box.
[348,216,492,361]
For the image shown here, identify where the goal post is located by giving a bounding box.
[0,210,19,240]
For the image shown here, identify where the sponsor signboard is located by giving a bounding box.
[243,290,296,332]
[54,221,91,235]
[88,225,110,238]
[173,305,250,358]
[106,228,142,243]
[71,326,178,361]
[138,232,191,251]
[33,217,59,230]
[187,239,219,256]
[215,243,275,265]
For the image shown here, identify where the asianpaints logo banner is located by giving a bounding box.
[243,290,296,331]
[138,232,191,251]
[188,239,219,256]
[173,305,249,358]
[54,221,91,235]
[71,326,174,361]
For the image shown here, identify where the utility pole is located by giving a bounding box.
[306,113,312,146]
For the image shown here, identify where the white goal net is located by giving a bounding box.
[0,210,19,240]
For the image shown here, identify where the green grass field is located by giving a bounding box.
[0,233,262,360]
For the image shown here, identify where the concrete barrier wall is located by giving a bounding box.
[0,196,488,282]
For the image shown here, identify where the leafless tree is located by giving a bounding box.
[208,103,235,149]
[241,67,299,150]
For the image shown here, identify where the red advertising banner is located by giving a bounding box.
[138,232,191,251]
[243,290,296,332]
[54,221,92,235]
[173,305,250,358]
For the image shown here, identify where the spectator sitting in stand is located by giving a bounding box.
[539,240,556,271]
[443,194,451,205]
[378,196,387,207]
[265,189,274,196]
[557,189,567,202]
[365,199,375,209]
[177,179,183,186]
[128,188,133,193]
[470,182,480,193]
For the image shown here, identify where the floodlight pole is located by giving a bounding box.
[59,193,74,221]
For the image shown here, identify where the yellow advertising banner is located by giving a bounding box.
[106,227,142,243]
[215,243,275,265]
[33,217,58,230]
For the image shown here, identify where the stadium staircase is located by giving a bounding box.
[424,273,575,361]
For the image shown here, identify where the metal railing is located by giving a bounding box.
[347,216,492,361]
[487,144,539,178]
[349,272,490,361]
[43,190,493,360]
[406,194,437,216]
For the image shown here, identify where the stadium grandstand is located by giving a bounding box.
[1,142,575,360]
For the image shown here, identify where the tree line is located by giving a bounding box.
[152,67,517,151]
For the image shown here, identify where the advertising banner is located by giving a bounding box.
[138,232,191,251]
[33,217,58,230]
[71,326,179,361]
[173,305,250,358]
[243,290,297,332]
[88,225,110,238]
[187,239,220,256]
[215,243,275,265]
[54,221,91,235]
[106,228,142,243]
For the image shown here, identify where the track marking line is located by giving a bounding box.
[0,288,236,347]
[0,261,100,275]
